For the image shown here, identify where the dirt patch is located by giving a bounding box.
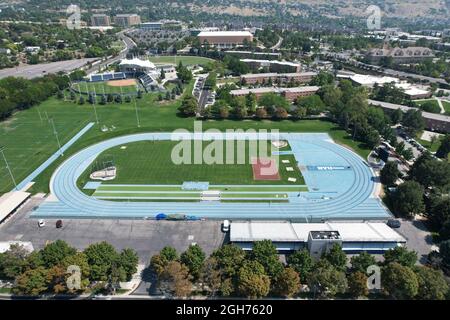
[252,157,280,181]
[107,79,137,87]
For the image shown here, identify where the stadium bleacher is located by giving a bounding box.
[89,72,126,82]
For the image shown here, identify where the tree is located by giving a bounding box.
[62,252,90,292]
[322,243,347,271]
[180,244,205,280]
[150,254,166,276]
[211,244,246,278]
[391,181,425,218]
[255,107,267,119]
[251,240,284,278]
[200,257,222,296]
[383,246,418,268]
[237,260,270,299]
[160,261,192,298]
[274,107,288,120]
[178,95,197,117]
[160,246,178,262]
[436,135,450,159]
[391,108,403,124]
[350,251,377,274]
[307,259,348,298]
[439,240,450,272]
[78,95,85,105]
[291,107,307,120]
[414,266,448,300]
[272,267,301,298]
[296,94,325,115]
[286,249,314,283]
[0,244,29,279]
[14,267,48,296]
[219,106,230,119]
[408,153,450,189]
[347,271,369,298]
[84,241,120,281]
[380,161,400,187]
[382,262,418,299]
[40,240,77,268]
[402,109,425,135]
[119,248,139,281]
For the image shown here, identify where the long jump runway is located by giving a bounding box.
[31,132,392,221]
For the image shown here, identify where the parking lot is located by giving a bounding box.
[0,197,225,264]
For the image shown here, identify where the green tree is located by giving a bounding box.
[350,251,377,273]
[380,161,400,187]
[439,240,450,272]
[251,240,284,278]
[382,262,419,299]
[83,241,120,281]
[322,243,347,271]
[180,244,205,280]
[347,271,369,298]
[402,109,425,136]
[211,244,246,278]
[178,94,197,117]
[272,267,301,298]
[408,153,450,189]
[414,266,448,300]
[40,240,77,268]
[237,260,270,299]
[160,246,178,262]
[436,135,450,159]
[296,94,325,115]
[286,249,314,282]
[391,181,425,218]
[0,244,29,279]
[14,267,48,296]
[307,259,348,298]
[119,248,139,281]
[200,257,222,296]
[383,246,418,268]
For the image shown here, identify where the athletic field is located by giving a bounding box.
[71,79,140,96]
[149,55,214,66]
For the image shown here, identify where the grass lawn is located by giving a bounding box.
[442,100,450,115]
[0,78,371,195]
[149,55,214,66]
[413,99,441,114]
[71,80,140,95]
[77,140,305,186]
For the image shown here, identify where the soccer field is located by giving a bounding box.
[71,80,140,96]
[77,140,305,188]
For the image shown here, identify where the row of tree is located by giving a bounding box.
[149,241,449,299]
[0,240,138,296]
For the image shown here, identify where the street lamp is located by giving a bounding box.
[0,146,18,190]
[134,98,141,128]
[49,118,63,156]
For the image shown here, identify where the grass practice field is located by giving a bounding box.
[77,140,305,187]
[443,100,450,115]
[0,76,371,195]
[149,55,214,66]
[71,80,140,95]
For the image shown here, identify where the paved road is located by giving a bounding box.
[396,219,435,264]
[270,36,283,50]
[0,196,225,264]
[0,58,98,80]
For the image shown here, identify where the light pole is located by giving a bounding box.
[92,87,99,124]
[49,118,63,156]
[134,98,140,128]
[0,146,18,190]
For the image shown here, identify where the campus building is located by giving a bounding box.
[197,31,253,48]
[366,46,434,64]
[90,14,111,27]
[230,86,320,102]
[114,14,141,27]
[240,59,302,73]
[230,221,406,254]
[224,50,281,60]
[240,72,317,85]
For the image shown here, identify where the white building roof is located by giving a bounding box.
[198,31,253,37]
[395,82,430,97]
[0,241,34,254]
[0,191,31,223]
[350,74,400,86]
[230,221,406,243]
[119,58,155,69]
[240,59,301,68]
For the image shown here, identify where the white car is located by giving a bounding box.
[38,219,45,227]
[222,220,230,232]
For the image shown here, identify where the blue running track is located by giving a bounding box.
[31,132,392,221]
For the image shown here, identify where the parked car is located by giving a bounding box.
[38,219,45,227]
[387,219,401,228]
[56,220,63,228]
[222,220,230,232]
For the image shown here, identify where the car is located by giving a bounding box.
[387,219,401,228]
[38,219,45,227]
[222,220,230,232]
[56,220,63,228]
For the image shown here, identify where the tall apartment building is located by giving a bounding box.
[114,14,141,27]
[91,14,111,27]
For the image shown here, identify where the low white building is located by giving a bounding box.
[118,58,157,74]
[230,221,406,254]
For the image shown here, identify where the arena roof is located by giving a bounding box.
[230,221,406,243]
[119,58,155,69]
[350,74,400,86]
[197,31,253,37]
